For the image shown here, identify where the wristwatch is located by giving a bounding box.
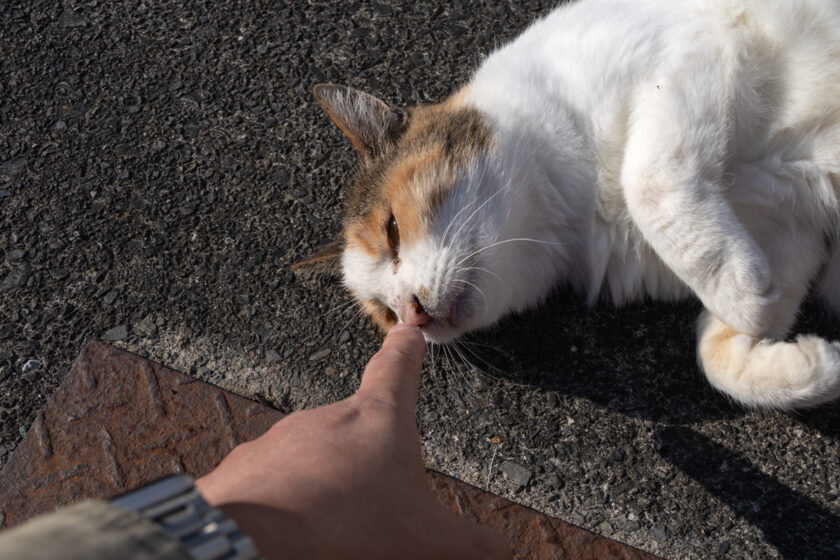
[111,474,263,560]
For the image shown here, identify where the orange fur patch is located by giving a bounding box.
[346,203,391,259]
[364,299,397,331]
[341,91,493,310]
[383,148,445,246]
[700,324,741,377]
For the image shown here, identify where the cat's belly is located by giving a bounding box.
[585,217,692,305]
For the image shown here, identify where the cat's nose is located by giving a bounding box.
[402,294,431,326]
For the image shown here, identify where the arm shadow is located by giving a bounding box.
[656,426,840,559]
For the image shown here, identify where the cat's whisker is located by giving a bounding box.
[336,304,367,342]
[441,178,487,246]
[445,183,505,247]
[454,265,506,287]
[452,278,489,313]
[454,339,507,379]
[442,343,471,400]
[322,297,360,319]
[426,341,439,384]
[457,237,567,266]
[441,165,488,246]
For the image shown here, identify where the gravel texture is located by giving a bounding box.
[1,1,839,558]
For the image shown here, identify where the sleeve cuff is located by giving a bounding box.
[0,500,193,560]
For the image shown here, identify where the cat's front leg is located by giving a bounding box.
[619,88,781,337]
[622,168,779,337]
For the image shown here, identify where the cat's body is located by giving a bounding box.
[302,0,840,409]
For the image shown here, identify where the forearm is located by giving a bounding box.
[0,501,191,560]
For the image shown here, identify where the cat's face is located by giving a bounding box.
[299,85,508,343]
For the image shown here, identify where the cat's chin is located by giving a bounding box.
[418,321,463,344]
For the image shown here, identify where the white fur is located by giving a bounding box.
[345,0,840,408]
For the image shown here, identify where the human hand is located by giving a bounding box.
[196,325,511,560]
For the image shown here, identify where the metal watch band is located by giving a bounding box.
[111,474,263,560]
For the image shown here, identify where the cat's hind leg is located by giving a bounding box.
[818,239,840,315]
[697,311,840,408]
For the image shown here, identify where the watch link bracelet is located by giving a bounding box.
[111,474,263,560]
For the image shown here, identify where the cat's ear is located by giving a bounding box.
[291,238,343,278]
[312,84,408,162]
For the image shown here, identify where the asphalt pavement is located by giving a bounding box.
[1,1,839,558]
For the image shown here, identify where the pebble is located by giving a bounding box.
[0,190,10,198]
[114,144,137,157]
[181,93,200,109]
[50,268,69,280]
[622,520,642,532]
[21,360,42,374]
[717,541,731,555]
[543,473,562,490]
[424,410,440,423]
[373,2,394,16]
[1,157,26,177]
[651,525,671,543]
[134,318,158,337]
[7,250,26,261]
[338,331,351,343]
[52,120,67,131]
[103,324,128,341]
[274,169,290,184]
[60,10,86,27]
[308,349,330,362]
[597,521,614,534]
[103,288,120,305]
[265,349,282,362]
[568,512,586,526]
[447,389,465,409]
[1,263,31,292]
[500,460,532,491]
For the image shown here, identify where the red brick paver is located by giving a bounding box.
[0,341,658,559]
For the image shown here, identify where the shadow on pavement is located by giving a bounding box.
[459,289,741,425]
[656,426,840,559]
[460,289,840,433]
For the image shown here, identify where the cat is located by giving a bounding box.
[296,0,840,410]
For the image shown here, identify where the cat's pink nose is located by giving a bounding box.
[402,295,431,326]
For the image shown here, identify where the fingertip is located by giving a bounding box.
[384,323,426,358]
[358,324,427,408]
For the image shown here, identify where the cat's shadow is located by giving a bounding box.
[457,289,840,437]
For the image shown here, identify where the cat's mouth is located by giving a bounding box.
[413,287,475,343]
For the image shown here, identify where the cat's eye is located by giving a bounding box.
[386,214,400,256]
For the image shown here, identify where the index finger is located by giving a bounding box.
[358,324,427,411]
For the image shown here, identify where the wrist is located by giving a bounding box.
[111,474,263,560]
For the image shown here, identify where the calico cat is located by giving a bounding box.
[297,0,840,409]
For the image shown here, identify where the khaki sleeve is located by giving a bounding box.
[0,500,192,560]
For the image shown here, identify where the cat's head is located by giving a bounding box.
[296,84,514,343]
